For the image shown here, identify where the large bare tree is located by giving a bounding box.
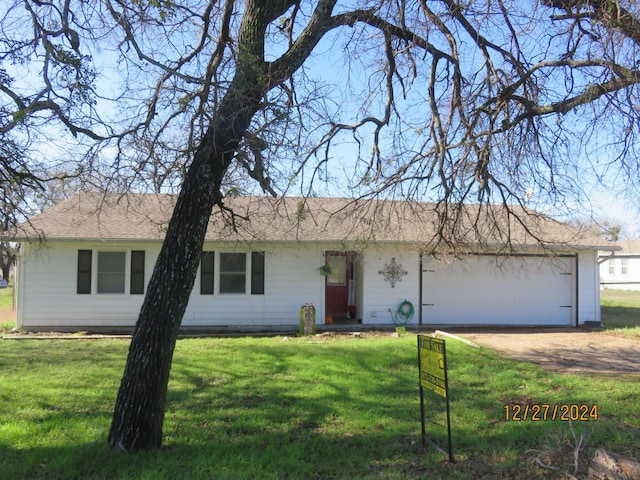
[2,0,639,451]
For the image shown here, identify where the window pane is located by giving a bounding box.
[327,255,346,286]
[220,253,246,293]
[220,274,246,293]
[621,258,629,275]
[98,252,125,293]
[220,253,246,273]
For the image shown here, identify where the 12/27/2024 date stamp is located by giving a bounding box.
[504,403,598,421]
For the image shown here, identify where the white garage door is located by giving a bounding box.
[422,255,574,326]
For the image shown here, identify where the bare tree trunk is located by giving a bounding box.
[0,243,16,281]
[107,94,257,451]
[1,264,9,281]
[107,0,305,452]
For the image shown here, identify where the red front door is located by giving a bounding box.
[325,252,350,316]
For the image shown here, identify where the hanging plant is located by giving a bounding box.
[318,265,332,276]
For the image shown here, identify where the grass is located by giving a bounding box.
[1,333,639,479]
[0,285,15,331]
[601,288,640,338]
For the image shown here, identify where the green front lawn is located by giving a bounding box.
[0,286,15,331]
[0,334,638,479]
[0,285,13,309]
[601,289,640,338]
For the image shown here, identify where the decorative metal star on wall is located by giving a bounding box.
[378,257,408,288]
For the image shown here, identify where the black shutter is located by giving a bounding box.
[200,251,214,294]
[77,250,92,294]
[251,251,265,295]
[130,251,145,294]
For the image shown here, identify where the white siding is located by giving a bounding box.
[18,242,156,328]
[18,241,328,330]
[599,255,640,291]
[183,244,325,327]
[17,240,603,330]
[578,250,601,324]
[359,245,420,325]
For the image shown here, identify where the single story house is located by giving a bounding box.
[13,193,617,332]
[599,240,640,290]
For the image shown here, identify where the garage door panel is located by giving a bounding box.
[422,255,573,326]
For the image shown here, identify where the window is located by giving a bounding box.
[620,258,629,276]
[77,250,92,294]
[77,249,145,295]
[220,253,246,293]
[200,251,214,294]
[97,252,126,293]
[199,251,265,295]
[326,255,346,286]
[608,260,616,275]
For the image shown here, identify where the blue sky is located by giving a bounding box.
[5,0,638,238]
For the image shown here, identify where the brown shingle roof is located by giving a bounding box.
[612,240,640,254]
[14,193,617,250]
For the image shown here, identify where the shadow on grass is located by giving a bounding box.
[0,409,592,480]
[0,431,488,480]
[602,306,640,330]
[2,338,638,479]
[2,393,629,480]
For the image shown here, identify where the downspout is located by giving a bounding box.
[574,252,579,328]
[15,246,22,329]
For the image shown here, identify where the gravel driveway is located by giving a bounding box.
[454,328,640,375]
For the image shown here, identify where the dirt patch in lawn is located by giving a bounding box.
[454,328,640,375]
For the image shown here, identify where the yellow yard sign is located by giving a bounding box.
[417,335,453,462]
[418,335,447,398]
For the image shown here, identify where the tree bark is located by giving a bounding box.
[107,0,299,452]
[107,96,250,452]
[1,263,9,282]
[589,448,640,480]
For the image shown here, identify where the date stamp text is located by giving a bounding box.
[504,403,598,422]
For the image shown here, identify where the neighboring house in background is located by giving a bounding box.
[12,193,616,332]
[599,240,640,291]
